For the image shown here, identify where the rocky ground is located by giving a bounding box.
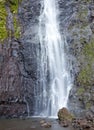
[0,108,94,130]
[58,107,94,130]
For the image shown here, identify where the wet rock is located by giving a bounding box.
[79,120,91,129]
[41,122,52,128]
[90,23,94,33]
[0,40,27,117]
[60,121,69,127]
[58,107,74,122]
[86,111,94,122]
[90,106,94,114]
[0,0,40,117]
[67,0,94,116]
[72,117,94,130]
[40,120,46,124]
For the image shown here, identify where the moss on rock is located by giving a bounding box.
[86,102,91,110]
[0,0,22,42]
[7,0,22,14]
[77,40,94,86]
[13,16,21,38]
[77,88,85,95]
[0,0,8,41]
[58,107,74,121]
[77,8,88,21]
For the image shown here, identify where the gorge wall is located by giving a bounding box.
[0,0,94,118]
[67,0,94,116]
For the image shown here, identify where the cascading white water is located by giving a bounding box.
[34,0,72,117]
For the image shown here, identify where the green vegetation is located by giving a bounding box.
[68,7,89,33]
[78,40,94,85]
[77,88,85,95]
[78,66,92,85]
[77,9,88,20]
[86,102,91,109]
[84,0,91,2]
[0,0,22,42]
[0,0,8,41]
[13,16,21,38]
[6,0,22,14]
[84,40,94,60]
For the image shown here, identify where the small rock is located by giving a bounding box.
[86,112,94,122]
[41,122,52,128]
[40,120,45,124]
[72,117,94,130]
[60,121,69,127]
[80,122,91,129]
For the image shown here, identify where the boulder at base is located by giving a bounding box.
[58,107,74,122]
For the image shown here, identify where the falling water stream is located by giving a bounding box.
[34,0,72,117]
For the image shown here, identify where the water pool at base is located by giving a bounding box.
[0,118,74,130]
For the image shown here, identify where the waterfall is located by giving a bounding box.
[34,0,72,117]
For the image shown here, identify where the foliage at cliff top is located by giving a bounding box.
[0,0,22,42]
[78,40,94,86]
[0,0,7,41]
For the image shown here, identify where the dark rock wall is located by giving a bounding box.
[18,0,41,116]
[0,0,41,118]
[67,0,94,116]
[0,1,25,116]
[0,38,27,117]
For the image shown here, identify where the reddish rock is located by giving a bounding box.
[80,122,91,129]
[60,121,69,127]
[86,112,94,122]
[41,122,52,128]
[0,41,26,117]
[40,120,45,124]
[72,117,94,130]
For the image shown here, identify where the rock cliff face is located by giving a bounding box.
[0,0,94,117]
[0,39,26,118]
[67,0,94,116]
[18,0,41,116]
[0,0,41,117]
[0,1,26,118]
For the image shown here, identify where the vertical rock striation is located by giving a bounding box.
[0,0,41,118]
[67,0,94,116]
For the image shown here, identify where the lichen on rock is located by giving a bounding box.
[0,0,22,42]
[67,0,94,116]
[58,107,74,122]
[0,0,8,41]
[78,39,94,86]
